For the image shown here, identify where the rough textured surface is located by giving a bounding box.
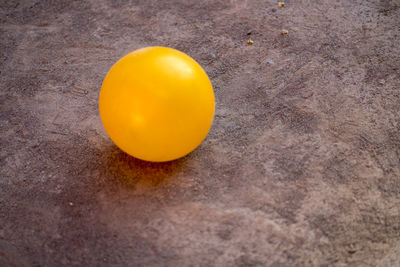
[1,0,400,266]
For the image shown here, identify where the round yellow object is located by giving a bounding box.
[99,47,215,162]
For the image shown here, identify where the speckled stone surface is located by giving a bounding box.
[1,0,399,266]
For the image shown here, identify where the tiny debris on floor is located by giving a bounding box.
[278,2,285,8]
[280,29,288,35]
[247,39,254,45]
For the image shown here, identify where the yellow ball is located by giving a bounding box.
[99,47,215,162]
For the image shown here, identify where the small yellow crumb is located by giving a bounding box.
[278,2,285,8]
[280,29,288,35]
[247,39,254,45]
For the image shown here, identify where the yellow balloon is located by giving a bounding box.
[99,47,215,162]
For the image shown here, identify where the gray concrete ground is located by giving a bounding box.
[1,0,400,266]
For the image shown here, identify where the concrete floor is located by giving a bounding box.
[1,0,400,266]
